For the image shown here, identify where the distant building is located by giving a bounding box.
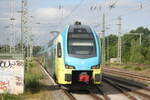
[110,58,120,63]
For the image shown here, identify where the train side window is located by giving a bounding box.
[57,42,62,58]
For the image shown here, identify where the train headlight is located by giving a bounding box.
[91,65,100,69]
[65,65,75,69]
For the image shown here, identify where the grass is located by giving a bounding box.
[122,65,149,71]
[0,59,43,100]
[123,65,132,70]
[134,67,143,71]
[22,59,53,100]
[123,65,143,71]
[25,60,44,93]
[109,63,150,71]
[25,73,41,92]
[0,94,20,100]
[0,58,52,100]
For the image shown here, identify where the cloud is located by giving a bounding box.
[32,7,70,24]
[117,0,137,7]
[0,0,150,45]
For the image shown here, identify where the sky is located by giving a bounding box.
[0,0,150,45]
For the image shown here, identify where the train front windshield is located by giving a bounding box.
[68,25,96,58]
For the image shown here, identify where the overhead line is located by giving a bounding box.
[93,1,150,28]
[61,0,85,23]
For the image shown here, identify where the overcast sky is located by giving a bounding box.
[0,0,150,45]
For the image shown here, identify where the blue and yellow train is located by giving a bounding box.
[40,22,102,85]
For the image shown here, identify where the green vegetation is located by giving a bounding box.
[123,65,149,71]
[123,65,132,69]
[25,72,41,92]
[134,67,143,71]
[32,46,41,56]
[22,60,53,100]
[0,94,20,100]
[106,27,150,64]
[0,44,41,58]
[0,60,44,100]
[25,60,44,93]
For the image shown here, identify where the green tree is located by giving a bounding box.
[129,40,144,63]
[106,26,150,64]
[130,27,150,63]
[105,34,118,60]
[33,46,41,56]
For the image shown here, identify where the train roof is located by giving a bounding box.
[68,24,92,33]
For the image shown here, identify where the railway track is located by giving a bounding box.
[103,67,150,83]
[104,74,150,100]
[37,59,77,100]
[96,86,111,100]
[85,88,103,100]
[85,85,111,100]
[103,74,150,91]
[36,59,150,100]
[36,59,106,100]
[103,78,137,100]
[61,89,77,100]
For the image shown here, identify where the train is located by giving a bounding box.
[39,21,102,85]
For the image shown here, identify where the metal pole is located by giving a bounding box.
[106,27,110,63]
[117,16,122,64]
[140,33,142,46]
[102,13,106,66]
[29,28,33,58]
[107,35,109,63]
[21,0,24,54]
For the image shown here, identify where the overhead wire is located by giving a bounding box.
[61,0,86,24]
[33,0,150,34]
[48,0,86,30]
[51,0,94,31]
[74,0,93,24]
[76,0,96,24]
[93,0,150,29]
[89,0,102,24]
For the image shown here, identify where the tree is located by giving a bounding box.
[130,27,150,63]
[105,34,118,60]
[33,46,41,56]
[106,26,150,64]
[129,40,144,63]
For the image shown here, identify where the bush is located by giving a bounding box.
[29,62,34,68]
[123,65,146,71]
[0,94,20,100]
[144,60,150,64]
[25,73,42,92]
[25,60,44,93]
[134,67,142,71]
[123,65,132,70]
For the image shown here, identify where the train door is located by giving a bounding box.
[51,48,56,77]
[56,42,62,81]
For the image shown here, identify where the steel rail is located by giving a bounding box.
[62,89,77,100]
[104,69,150,82]
[103,74,150,92]
[89,93,103,100]
[103,78,137,100]
[96,86,111,100]
[86,87,104,100]
[36,59,77,100]
[104,67,150,79]
[115,81,150,99]
[104,75,150,99]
